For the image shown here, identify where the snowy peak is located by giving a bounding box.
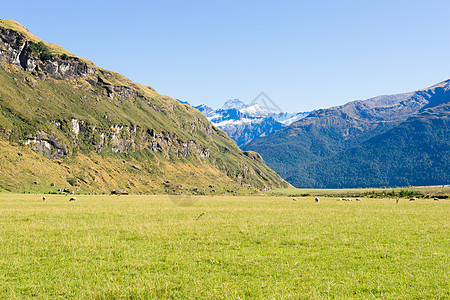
[193,104,214,116]
[239,104,270,118]
[188,98,310,147]
[275,111,311,126]
[221,99,247,110]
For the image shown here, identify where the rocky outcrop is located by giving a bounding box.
[39,56,96,80]
[147,131,209,160]
[24,118,212,161]
[0,27,97,80]
[0,27,26,66]
[24,132,67,159]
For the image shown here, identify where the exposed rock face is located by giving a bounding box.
[0,27,97,80]
[71,119,81,135]
[25,132,67,159]
[147,131,209,160]
[39,56,96,80]
[0,28,26,66]
[24,120,211,161]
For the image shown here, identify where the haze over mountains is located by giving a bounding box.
[0,19,289,193]
[244,80,450,188]
[183,99,310,147]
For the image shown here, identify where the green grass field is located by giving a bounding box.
[0,194,448,299]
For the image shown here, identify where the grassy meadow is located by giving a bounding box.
[0,193,448,299]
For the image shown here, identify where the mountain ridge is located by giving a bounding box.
[190,100,310,147]
[244,80,450,188]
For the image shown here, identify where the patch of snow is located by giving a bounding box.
[239,104,269,118]
[215,118,264,127]
[221,99,246,110]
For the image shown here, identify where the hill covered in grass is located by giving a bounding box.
[0,19,289,194]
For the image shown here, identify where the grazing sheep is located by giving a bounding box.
[69,197,77,201]
[292,198,298,201]
[356,198,362,201]
[434,197,439,201]
[409,197,416,201]
[315,197,320,203]
[42,196,46,201]
[337,198,342,201]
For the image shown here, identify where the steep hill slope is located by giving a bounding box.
[0,19,289,193]
[307,101,450,188]
[244,80,450,187]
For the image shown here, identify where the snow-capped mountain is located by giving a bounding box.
[220,99,247,110]
[186,99,310,147]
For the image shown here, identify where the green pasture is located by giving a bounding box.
[269,186,450,199]
[0,194,448,299]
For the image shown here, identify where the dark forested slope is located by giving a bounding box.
[245,80,450,188]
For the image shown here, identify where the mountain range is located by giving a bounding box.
[1,19,447,191]
[0,19,289,193]
[244,80,450,188]
[185,99,310,147]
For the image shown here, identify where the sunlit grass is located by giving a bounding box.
[0,194,448,298]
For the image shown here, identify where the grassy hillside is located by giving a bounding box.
[0,20,289,194]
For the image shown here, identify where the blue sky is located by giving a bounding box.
[3,0,450,112]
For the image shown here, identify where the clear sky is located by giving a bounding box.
[3,0,450,112]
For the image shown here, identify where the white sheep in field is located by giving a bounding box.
[42,196,46,201]
[356,198,362,201]
[69,197,77,201]
[409,197,416,201]
[434,197,439,201]
[337,198,342,201]
[315,197,320,203]
[292,198,298,201]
